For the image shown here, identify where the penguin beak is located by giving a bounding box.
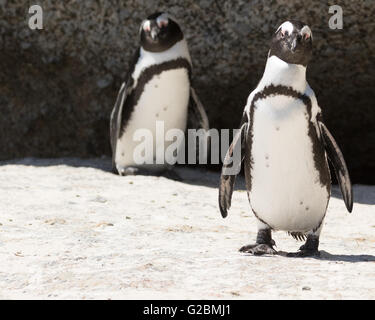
[150,26,159,40]
[291,28,312,52]
[291,34,302,52]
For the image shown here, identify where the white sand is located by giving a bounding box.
[0,158,374,300]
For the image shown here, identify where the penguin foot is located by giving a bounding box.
[287,234,320,257]
[117,166,139,176]
[240,228,276,255]
[239,243,277,255]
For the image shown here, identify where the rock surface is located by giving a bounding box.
[0,1,374,183]
[0,158,374,299]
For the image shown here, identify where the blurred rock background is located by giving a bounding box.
[0,0,374,183]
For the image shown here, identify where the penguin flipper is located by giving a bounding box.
[319,121,353,212]
[219,121,248,218]
[110,82,128,171]
[188,87,210,131]
[188,87,210,163]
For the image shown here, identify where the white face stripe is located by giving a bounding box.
[141,20,151,33]
[276,21,313,39]
[159,12,182,29]
[139,13,183,35]
[276,21,294,35]
[301,25,313,40]
[156,13,169,28]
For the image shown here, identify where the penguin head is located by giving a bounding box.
[269,20,313,66]
[140,12,183,52]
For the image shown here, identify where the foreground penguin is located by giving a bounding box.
[219,21,353,257]
[110,12,209,176]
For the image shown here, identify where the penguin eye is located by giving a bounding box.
[280,29,288,38]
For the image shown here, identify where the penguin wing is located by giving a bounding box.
[110,82,128,169]
[188,87,211,162]
[219,119,248,218]
[188,87,210,131]
[319,121,353,212]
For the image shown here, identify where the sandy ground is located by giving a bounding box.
[0,157,374,300]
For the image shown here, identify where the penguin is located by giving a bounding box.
[219,21,353,257]
[110,12,209,176]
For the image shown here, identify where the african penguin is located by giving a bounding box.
[219,20,353,257]
[110,12,209,176]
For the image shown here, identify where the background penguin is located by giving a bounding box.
[219,21,353,257]
[110,12,209,176]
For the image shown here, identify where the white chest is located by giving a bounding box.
[249,95,329,232]
[116,68,190,167]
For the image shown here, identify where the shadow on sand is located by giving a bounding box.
[0,157,113,172]
[277,250,375,263]
[1,158,374,206]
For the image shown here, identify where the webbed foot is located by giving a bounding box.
[287,234,320,258]
[240,228,276,255]
[239,243,277,255]
[117,166,139,176]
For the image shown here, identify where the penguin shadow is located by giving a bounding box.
[174,165,247,189]
[0,157,113,172]
[0,158,232,185]
[276,250,375,263]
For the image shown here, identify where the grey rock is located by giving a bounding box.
[96,75,113,89]
[0,0,374,183]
